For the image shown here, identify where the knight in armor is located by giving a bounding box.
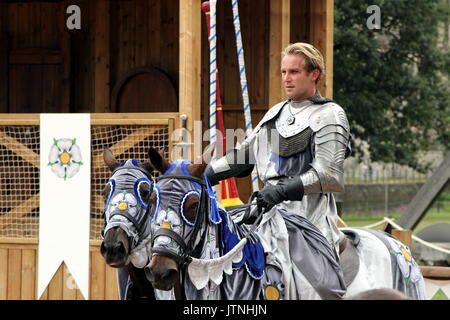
[205,43,351,299]
[206,42,350,256]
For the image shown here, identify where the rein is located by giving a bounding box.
[150,174,265,268]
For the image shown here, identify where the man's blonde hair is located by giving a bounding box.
[282,42,325,84]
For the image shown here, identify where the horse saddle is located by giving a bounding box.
[339,229,361,288]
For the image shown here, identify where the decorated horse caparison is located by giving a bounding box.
[101,147,426,300]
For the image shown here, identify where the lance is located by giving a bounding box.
[202,1,243,207]
[230,0,259,193]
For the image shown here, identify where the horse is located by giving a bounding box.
[100,148,174,300]
[144,146,427,300]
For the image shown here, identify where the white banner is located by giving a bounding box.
[38,114,91,299]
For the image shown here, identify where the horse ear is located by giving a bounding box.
[142,161,155,176]
[188,143,216,177]
[103,147,120,172]
[148,147,170,173]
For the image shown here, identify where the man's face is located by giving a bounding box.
[281,54,319,101]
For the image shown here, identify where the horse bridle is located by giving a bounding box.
[150,174,209,268]
[101,165,154,249]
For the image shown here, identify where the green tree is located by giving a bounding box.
[334,0,450,172]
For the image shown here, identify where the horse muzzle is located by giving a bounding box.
[100,227,131,268]
[145,255,179,291]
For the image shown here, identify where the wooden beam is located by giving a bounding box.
[0,113,177,125]
[0,131,39,168]
[398,152,450,230]
[179,0,201,161]
[91,126,165,168]
[0,113,40,125]
[268,0,290,107]
[0,194,40,229]
[309,0,334,98]
[421,266,450,280]
[337,216,348,228]
[90,112,176,122]
[94,0,110,113]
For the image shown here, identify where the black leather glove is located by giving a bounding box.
[204,164,220,186]
[256,177,305,213]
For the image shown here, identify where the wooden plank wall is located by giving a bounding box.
[71,0,96,113]
[0,0,180,114]
[68,0,181,113]
[0,1,70,113]
[291,0,334,98]
[110,0,180,103]
[3,1,63,51]
[0,240,119,300]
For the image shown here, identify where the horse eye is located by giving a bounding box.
[139,184,150,200]
[184,197,199,223]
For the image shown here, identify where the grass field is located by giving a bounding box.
[342,209,450,233]
[342,192,450,234]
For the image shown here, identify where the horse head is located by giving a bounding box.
[145,145,214,291]
[100,148,154,268]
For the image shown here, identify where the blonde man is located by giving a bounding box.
[206,43,351,299]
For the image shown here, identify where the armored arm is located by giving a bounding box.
[205,139,256,186]
[301,103,351,194]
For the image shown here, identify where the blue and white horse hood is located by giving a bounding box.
[103,159,154,268]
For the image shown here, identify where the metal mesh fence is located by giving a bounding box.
[0,123,170,240]
[0,126,40,238]
[344,158,435,185]
[341,154,446,215]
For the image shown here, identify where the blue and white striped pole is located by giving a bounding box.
[231,0,259,192]
[209,0,218,160]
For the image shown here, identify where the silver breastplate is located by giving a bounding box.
[275,101,317,138]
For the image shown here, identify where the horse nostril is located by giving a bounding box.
[161,268,177,282]
[100,241,127,258]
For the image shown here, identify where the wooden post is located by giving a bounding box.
[337,216,348,228]
[398,152,450,230]
[94,0,110,113]
[309,0,334,99]
[268,0,290,108]
[179,0,201,161]
[392,229,413,248]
